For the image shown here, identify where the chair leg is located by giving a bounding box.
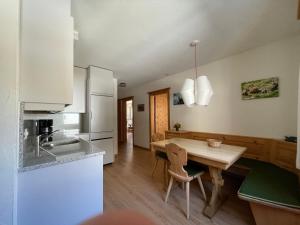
[166,161,170,186]
[151,158,159,177]
[186,181,190,219]
[163,161,167,186]
[197,176,207,201]
[165,176,174,203]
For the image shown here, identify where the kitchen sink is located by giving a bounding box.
[39,137,86,160]
[41,138,80,148]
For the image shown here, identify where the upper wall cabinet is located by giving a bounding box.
[20,0,73,109]
[88,66,114,96]
[64,67,87,113]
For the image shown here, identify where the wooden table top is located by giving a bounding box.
[151,138,247,170]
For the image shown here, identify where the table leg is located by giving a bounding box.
[203,166,224,218]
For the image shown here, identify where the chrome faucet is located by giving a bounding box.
[35,129,60,157]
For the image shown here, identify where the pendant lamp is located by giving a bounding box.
[181,40,213,107]
[181,78,195,107]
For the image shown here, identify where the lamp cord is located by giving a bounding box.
[194,44,198,97]
[194,44,198,79]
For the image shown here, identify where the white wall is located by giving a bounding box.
[0,0,19,224]
[119,35,300,149]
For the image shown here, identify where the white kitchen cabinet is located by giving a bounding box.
[92,139,114,165]
[20,0,73,108]
[18,155,103,225]
[88,66,114,96]
[65,67,87,113]
[113,78,118,155]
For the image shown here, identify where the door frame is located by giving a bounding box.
[148,88,170,147]
[118,96,134,144]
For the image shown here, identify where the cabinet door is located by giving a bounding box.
[90,96,113,132]
[64,67,87,113]
[20,0,73,105]
[92,139,114,164]
[18,156,103,225]
[88,66,113,96]
[113,78,118,155]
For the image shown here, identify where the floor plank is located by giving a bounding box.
[104,138,255,225]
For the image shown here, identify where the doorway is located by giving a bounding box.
[118,96,134,146]
[149,88,170,145]
[126,100,133,144]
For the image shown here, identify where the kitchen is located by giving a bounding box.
[17,0,117,224]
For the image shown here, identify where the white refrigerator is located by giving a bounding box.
[88,66,115,165]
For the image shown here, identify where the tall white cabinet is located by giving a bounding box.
[20,0,74,111]
[113,78,118,155]
[88,66,114,96]
[86,66,117,165]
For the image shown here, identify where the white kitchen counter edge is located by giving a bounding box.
[18,147,105,173]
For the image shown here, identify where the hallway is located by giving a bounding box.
[103,144,255,225]
[127,132,133,146]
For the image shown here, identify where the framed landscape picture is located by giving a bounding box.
[241,77,279,100]
[173,93,184,105]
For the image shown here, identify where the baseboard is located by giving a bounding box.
[133,144,150,151]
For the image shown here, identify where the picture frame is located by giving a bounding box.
[241,77,279,100]
[173,93,184,105]
[137,104,144,112]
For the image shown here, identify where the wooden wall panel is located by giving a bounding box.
[271,140,298,172]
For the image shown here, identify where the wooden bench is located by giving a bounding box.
[165,130,300,224]
[236,158,300,225]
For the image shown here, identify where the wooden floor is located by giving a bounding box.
[104,135,255,225]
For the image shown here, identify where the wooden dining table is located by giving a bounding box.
[151,138,247,218]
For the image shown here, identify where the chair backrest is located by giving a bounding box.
[151,133,164,142]
[166,143,189,178]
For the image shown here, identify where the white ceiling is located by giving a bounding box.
[72,0,300,88]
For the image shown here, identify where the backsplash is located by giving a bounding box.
[22,112,82,154]
[23,112,82,131]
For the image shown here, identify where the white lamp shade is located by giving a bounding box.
[181,78,195,107]
[195,75,213,106]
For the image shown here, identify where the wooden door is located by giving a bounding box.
[149,88,170,143]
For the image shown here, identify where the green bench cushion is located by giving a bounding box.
[236,158,300,209]
[184,161,206,177]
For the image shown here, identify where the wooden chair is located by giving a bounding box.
[151,133,168,182]
[164,143,207,219]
